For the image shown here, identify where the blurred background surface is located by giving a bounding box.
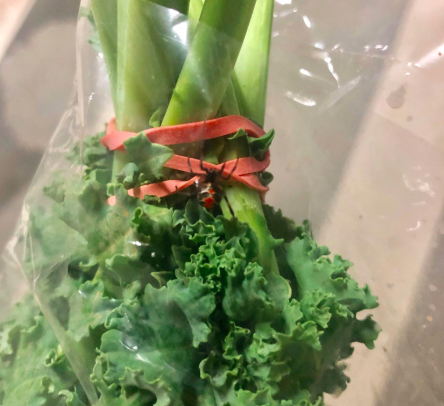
[0,0,78,249]
[1,1,444,406]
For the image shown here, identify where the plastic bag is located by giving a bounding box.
[1,0,442,405]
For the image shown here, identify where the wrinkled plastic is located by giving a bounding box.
[1,0,444,405]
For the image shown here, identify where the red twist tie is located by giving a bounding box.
[101,116,270,206]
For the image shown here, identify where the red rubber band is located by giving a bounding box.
[102,116,270,205]
[101,116,266,150]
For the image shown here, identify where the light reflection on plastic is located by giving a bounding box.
[323,76,361,108]
[279,9,297,17]
[130,240,150,247]
[121,338,139,352]
[173,21,188,44]
[299,68,312,77]
[302,15,312,28]
[285,91,317,107]
[136,353,152,364]
[314,42,324,50]
[276,0,292,4]
[324,57,339,83]
[402,173,436,197]
[407,220,422,232]
[416,44,444,68]
[167,8,187,45]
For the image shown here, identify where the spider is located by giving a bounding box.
[186,157,239,217]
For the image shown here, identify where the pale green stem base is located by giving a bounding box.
[221,183,279,274]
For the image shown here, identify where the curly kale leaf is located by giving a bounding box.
[66,280,125,342]
[228,129,275,161]
[66,131,112,181]
[285,221,378,313]
[32,126,381,406]
[95,279,215,406]
[117,163,140,190]
[263,204,298,243]
[123,133,173,183]
[0,295,87,406]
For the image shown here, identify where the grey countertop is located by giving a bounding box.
[0,0,78,249]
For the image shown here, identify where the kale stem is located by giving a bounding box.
[233,0,274,126]
[220,139,279,274]
[116,0,174,132]
[162,0,278,273]
[221,184,279,274]
[162,0,257,125]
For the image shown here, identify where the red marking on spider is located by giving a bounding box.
[203,196,216,209]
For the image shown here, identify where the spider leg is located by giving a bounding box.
[174,184,196,198]
[221,157,239,181]
[222,193,235,218]
[219,162,226,176]
[175,185,187,196]
[200,158,210,175]
[187,157,194,175]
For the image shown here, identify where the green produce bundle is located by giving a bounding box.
[0,1,380,405]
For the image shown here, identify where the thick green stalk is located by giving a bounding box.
[233,0,274,126]
[116,0,175,132]
[219,81,240,116]
[188,0,203,35]
[90,0,118,106]
[187,0,240,116]
[148,1,189,84]
[162,0,256,125]
[223,0,277,272]
[114,0,186,178]
[222,185,279,274]
[220,140,279,274]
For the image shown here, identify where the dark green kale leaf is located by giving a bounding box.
[228,129,275,160]
[68,131,112,178]
[95,279,215,406]
[123,133,174,184]
[66,280,124,342]
[263,204,298,243]
[286,221,378,313]
[247,130,275,161]
[118,163,140,190]
[0,295,87,406]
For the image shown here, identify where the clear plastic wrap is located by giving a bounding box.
[1,0,443,405]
